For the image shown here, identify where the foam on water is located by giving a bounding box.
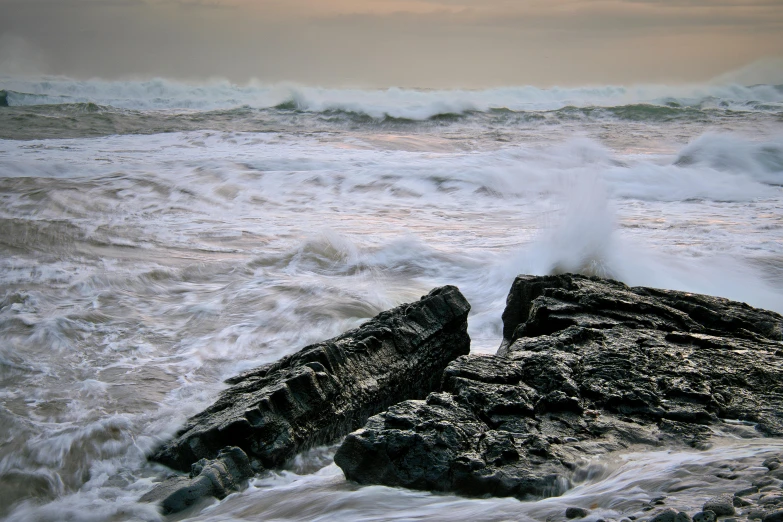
[2,76,782,116]
[0,89,782,520]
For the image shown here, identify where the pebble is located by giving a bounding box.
[692,511,716,522]
[763,509,783,522]
[566,507,590,519]
[737,486,761,496]
[749,509,768,520]
[760,495,783,506]
[703,494,736,516]
[650,508,678,522]
[674,513,691,522]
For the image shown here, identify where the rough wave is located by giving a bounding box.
[2,76,782,118]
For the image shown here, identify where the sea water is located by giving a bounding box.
[0,76,782,521]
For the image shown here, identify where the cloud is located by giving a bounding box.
[0,0,781,86]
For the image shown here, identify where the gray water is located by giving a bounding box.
[1,75,782,521]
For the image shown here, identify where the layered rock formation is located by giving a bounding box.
[335,274,783,499]
[140,447,254,515]
[150,285,471,474]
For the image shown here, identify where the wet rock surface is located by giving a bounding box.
[151,286,470,472]
[140,447,253,515]
[335,274,783,500]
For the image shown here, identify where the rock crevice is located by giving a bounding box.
[335,274,783,499]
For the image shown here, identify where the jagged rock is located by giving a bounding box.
[335,274,783,500]
[140,447,253,515]
[151,286,470,471]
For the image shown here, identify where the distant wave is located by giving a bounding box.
[1,76,782,119]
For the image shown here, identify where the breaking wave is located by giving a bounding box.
[1,76,782,118]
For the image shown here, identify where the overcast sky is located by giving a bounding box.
[1,0,782,87]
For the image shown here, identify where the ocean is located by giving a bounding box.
[0,76,782,521]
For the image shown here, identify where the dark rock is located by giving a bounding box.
[675,512,692,522]
[765,510,783,522]
[336,275,783,500]
[151,286,470,471]
[703,494,736,516]
[0,90,7,107]
[692,511,716,522]
[734,496,752,507]
[756,478,779,488]
[566,507,590,519]
[651,508,678,522]
[737,486,760,497]
[750,509,769,520]
[760,494,783,506]
[140,447,253,515]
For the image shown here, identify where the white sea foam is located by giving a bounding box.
[1,87,782,520]
[2,75,782,116]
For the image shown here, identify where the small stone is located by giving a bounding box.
[763,457,781,468]
[566,507,590,519]
[769,463,782,471]
[749,509,768,520]
[760,494,783,506]
[693,511,716,522]
[675,512,692,522]
[703,494,736,517]
[763,509,783,522]
[755,478,777,488]
[650,508,678,522]
[735,496,752,507]
[725,518,738,522]
[761,486,782,493]
[737,486,760,497]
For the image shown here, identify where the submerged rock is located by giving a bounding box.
[335,274,783,499]
[140,447,253,515]
[150,286,470,472]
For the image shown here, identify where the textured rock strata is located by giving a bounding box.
[140,447,254,515]
[335,274,783,499]
[151,285,470,472]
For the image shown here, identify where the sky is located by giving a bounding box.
[1,0,782,87]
